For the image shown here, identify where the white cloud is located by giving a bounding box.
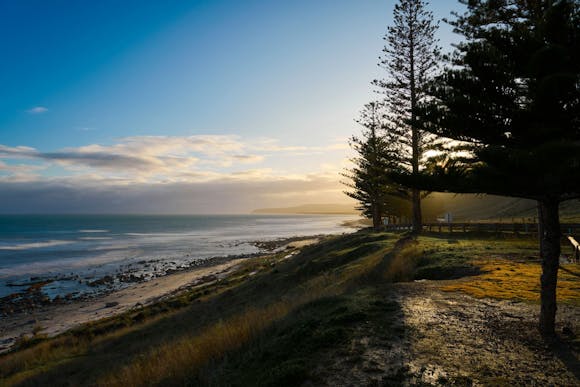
[0,130,357,213]
[0,134,351,190]
[250,138,349,154]
[0,144,37,158]
[232,154,265,163]
[26,106,48,114]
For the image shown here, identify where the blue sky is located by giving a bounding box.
[0,0,463,213]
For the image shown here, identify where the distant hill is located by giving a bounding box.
[252,204,358,215]
[424,193,580,222]
[251,197,580,220]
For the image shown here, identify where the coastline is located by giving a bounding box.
[0,235,324,353]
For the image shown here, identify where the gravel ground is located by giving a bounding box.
[315,281,579,386]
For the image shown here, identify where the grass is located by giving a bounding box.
[411,233,579,304]
[201,287,403,387]
[99,302,294,386]
[1,230,578,386]
[412,233,538,280]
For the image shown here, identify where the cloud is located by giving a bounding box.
[43,150,166,170]
[0,144,37,158]
[0,173,351,214]
[0,136,252,179]
[0,135,349,182]
[251,138,349,154]
[26,106,48,114]
[232,154,265,163]
[0,134,353,212]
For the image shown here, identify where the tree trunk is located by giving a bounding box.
[372,204,381,231]
[412,188,422,233]
[538,199,561,337]
[409,28,422,234]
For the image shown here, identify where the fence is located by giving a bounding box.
[567,236,580,263]
[383,222,580,235]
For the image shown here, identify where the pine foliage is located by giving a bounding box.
[373,0,441,231]
[418,0,580,200]
[416,0,580,336]
[342,103,407,229]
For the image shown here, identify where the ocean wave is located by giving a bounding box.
[124,232,186,236]
[0,249,137,277]
[79,237,113,240]
[79,229,109,233]
[0,240,75,250]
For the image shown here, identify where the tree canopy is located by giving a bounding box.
[417,0,580,200]
[415,0,580,336]
[342,102,408,230]
[374,0,440,232]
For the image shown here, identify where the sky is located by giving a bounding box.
[0,0,463,214]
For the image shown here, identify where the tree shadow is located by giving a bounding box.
[549,336,580,380]
[559,265,580,278]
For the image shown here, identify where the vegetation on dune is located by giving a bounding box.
[0,232,395,386]
[2,230,576,386]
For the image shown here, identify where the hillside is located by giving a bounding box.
[423,194,580,222]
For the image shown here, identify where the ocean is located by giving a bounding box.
[0,214,359,299]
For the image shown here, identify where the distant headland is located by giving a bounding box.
[252,203,358,215]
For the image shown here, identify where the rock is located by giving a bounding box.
[105,301,119,308]
[88,275,114,287]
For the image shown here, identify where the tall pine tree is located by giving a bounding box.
[342,102,407,230]
[374,0,440,233]
[416,0,580,336]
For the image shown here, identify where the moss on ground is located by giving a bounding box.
[442,258,580,305]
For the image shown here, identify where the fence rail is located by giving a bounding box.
[383,222,580,235]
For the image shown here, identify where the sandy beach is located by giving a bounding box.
[0,237,321,353]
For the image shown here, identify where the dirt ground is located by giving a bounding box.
[316,281,579,386]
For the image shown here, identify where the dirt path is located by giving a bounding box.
[316,281,579,386]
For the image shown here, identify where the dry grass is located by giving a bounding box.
[442,259,580,305]
[98,302,291,387]
[384,243,423,282]
[97,238,394,386]
[0,336,88,385]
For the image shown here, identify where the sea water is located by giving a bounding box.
[0,214,359,299]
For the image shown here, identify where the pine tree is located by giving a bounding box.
[342,102,407,230]
[416,0,580,336]
[374,0,440,233]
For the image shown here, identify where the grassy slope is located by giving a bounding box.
[1,231,578,386]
